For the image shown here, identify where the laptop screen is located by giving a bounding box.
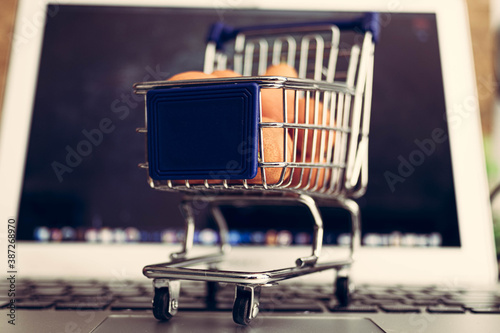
[17,5,459,248]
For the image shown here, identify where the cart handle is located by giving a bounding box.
[207,12,380,50]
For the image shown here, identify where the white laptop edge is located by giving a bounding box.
[0,0,497,286]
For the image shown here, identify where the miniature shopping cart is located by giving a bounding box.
[133,13,378,325]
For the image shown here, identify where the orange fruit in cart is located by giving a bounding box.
[259,64,337,160]
[264,63,298,78]
[167,71,217,81]
[261,63,298,123]
[246,116,294,185]
[295,97,335,158]
[211,69,242,78]
[289,153,330,190]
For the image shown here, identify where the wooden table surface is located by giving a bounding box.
[0,0,17,121]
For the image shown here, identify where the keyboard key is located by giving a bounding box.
[355,285,394,293]
[284,297,325,304]
[380,305,420,313]
[261,289,293,301]
[469,306,500,314]
[427,305,465,314]
[107,281,141,289]
[181,281,206,288]
[441,298,500,308]
[72,295,114,303]
[67,281,102,288]
[398,287,437,296]
[329,305,379,313]
[317,286,335,294]
[33,287,68,297]
[0,297,33,303]
[369,294,406,301]
[215,294,235,302]
[260,301,323,313]
[179,295,203,302]
[458,302,500,310]
[135,282,153,290]
[0,282,32,290]
[31,281,66,288]
[409,300,440,306]
[350,293,369,302]
[293,290,331,301]
[363,298,405,306]
[425,291,455,298]
[214,287,234,297]
[112,289,145,298]
[111,301,152,311]
[443,295,500,305]
[459,290,500,297]
[0,288,33,297]
[119,297,153,303]
[16,300,54,309]
[36,295,74,302]
[293,284,323,290]
[181,289,208,298]
[407,294,442,302]
[55,301,110,310]
[142,289,154,297]
[108,283,139,290]
[70,287,108,297]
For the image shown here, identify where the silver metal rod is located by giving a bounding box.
[345,34,372,190]
[210,204,232,254]
[343,198,362,259]
[204,42,217,74]
[134,76,355,95]
[170,201,196,260]
[144,258,353,284]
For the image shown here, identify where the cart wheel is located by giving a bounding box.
[207,281,219,302]
[233,291,254,325]
[335,276,350,306]
[153,287,174,321]
[232,286,260,326]
[206,281,219,309]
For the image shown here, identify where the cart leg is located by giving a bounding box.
[206,263,220,307]
[295,194,323,267]
[152,279,180,321]
[209,203,231,254]
[206,281,219,308]
[205,203,230,308]
[233,285,261,325]
[335,269,351,306]
[332,197,360,306]
[170,201,196,260]
[341,197,361,259]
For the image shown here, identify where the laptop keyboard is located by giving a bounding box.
[2,280,500,314]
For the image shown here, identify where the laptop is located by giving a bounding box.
[0,0,498,332]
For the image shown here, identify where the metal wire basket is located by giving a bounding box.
[133,12,378,325]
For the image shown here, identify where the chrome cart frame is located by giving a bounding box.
[134,13,378,325]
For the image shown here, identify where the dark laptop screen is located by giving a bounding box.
[17,5,459,247]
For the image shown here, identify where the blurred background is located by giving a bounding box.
[1,0,500,258]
